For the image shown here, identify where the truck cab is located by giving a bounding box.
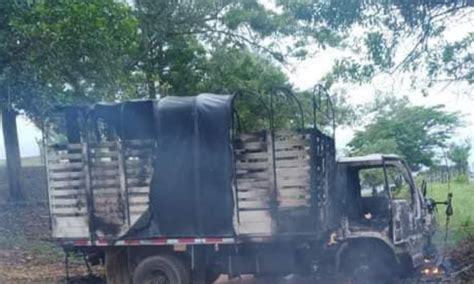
[334,154,434,280]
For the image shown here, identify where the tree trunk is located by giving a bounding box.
[2,110,25,201]
[146,70,157,99]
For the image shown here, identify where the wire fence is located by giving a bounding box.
[421,169,471,184]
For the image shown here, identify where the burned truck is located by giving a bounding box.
[44,88,438,283]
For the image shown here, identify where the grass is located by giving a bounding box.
[0,229,64,262]
[427,181,474,245]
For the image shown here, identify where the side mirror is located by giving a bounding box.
[421,180,427,197]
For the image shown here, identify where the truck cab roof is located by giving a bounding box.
[337,154,402,166]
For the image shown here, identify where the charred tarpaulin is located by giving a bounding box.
[60,100,156,143]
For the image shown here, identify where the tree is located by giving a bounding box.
[448,141,472,174]
[129,1,348,130]
[132,0,290,98]
[0,0,138,201]
[278,1,474,89]
[11,0,139,107]
[1,1,36,201]
[348,96,461,170]
[131,0,350,98]
[1,110,24,201]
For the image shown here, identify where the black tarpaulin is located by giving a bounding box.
[93,100,155,140]
[126,94,235,238]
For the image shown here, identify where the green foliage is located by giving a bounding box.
[427,32,474,85]
[279,1,474,88]
[322,59,375,87]
[348,96,461,170]
[453,174,470,184]
[365,32,394,69]
[202,48,289,130]
[1,0,139,122]
[1,0,304,125]
[200,49,288,94]
[448,141,472,174]
[13,0,139,97]
[133,0,302,97]
[277,0,363,31]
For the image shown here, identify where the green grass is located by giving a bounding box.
[0,228,63,261]
[0,156,43,167]
[427,181,474,244]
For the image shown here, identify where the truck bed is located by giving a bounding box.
[47,130,333,243]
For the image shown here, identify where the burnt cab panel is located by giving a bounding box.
[336,154,423,243]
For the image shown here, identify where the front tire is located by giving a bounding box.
[133,255,190,284]
[342,248,396,284]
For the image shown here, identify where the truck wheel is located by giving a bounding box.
[133,255,190,284]
[342,249,396,284]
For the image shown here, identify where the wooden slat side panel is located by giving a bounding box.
[238,210,272,235]
[88,142,126,237]
[129,204,149,213]
[123,139,155,147]
[51,206,88,214]
[48,140,155,239]
[128,186,150,194]
[47,143,90,239]
[128,195,149,204]
[91,178,120,187]
[50,179,85,188]
[48,144,83,151]
[274,130,311,209]
[122,140,154,229]
[48,153,84,161]
[52,217,89,238]
[235,132,274,235]
[49,162,84,171]
[50,171,85,180]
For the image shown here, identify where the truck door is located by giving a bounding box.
[383,159,419,245]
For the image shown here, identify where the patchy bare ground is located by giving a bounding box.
[0,165,103,283]
[0,203,104,283]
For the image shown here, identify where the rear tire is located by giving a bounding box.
[133,255,190,284]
